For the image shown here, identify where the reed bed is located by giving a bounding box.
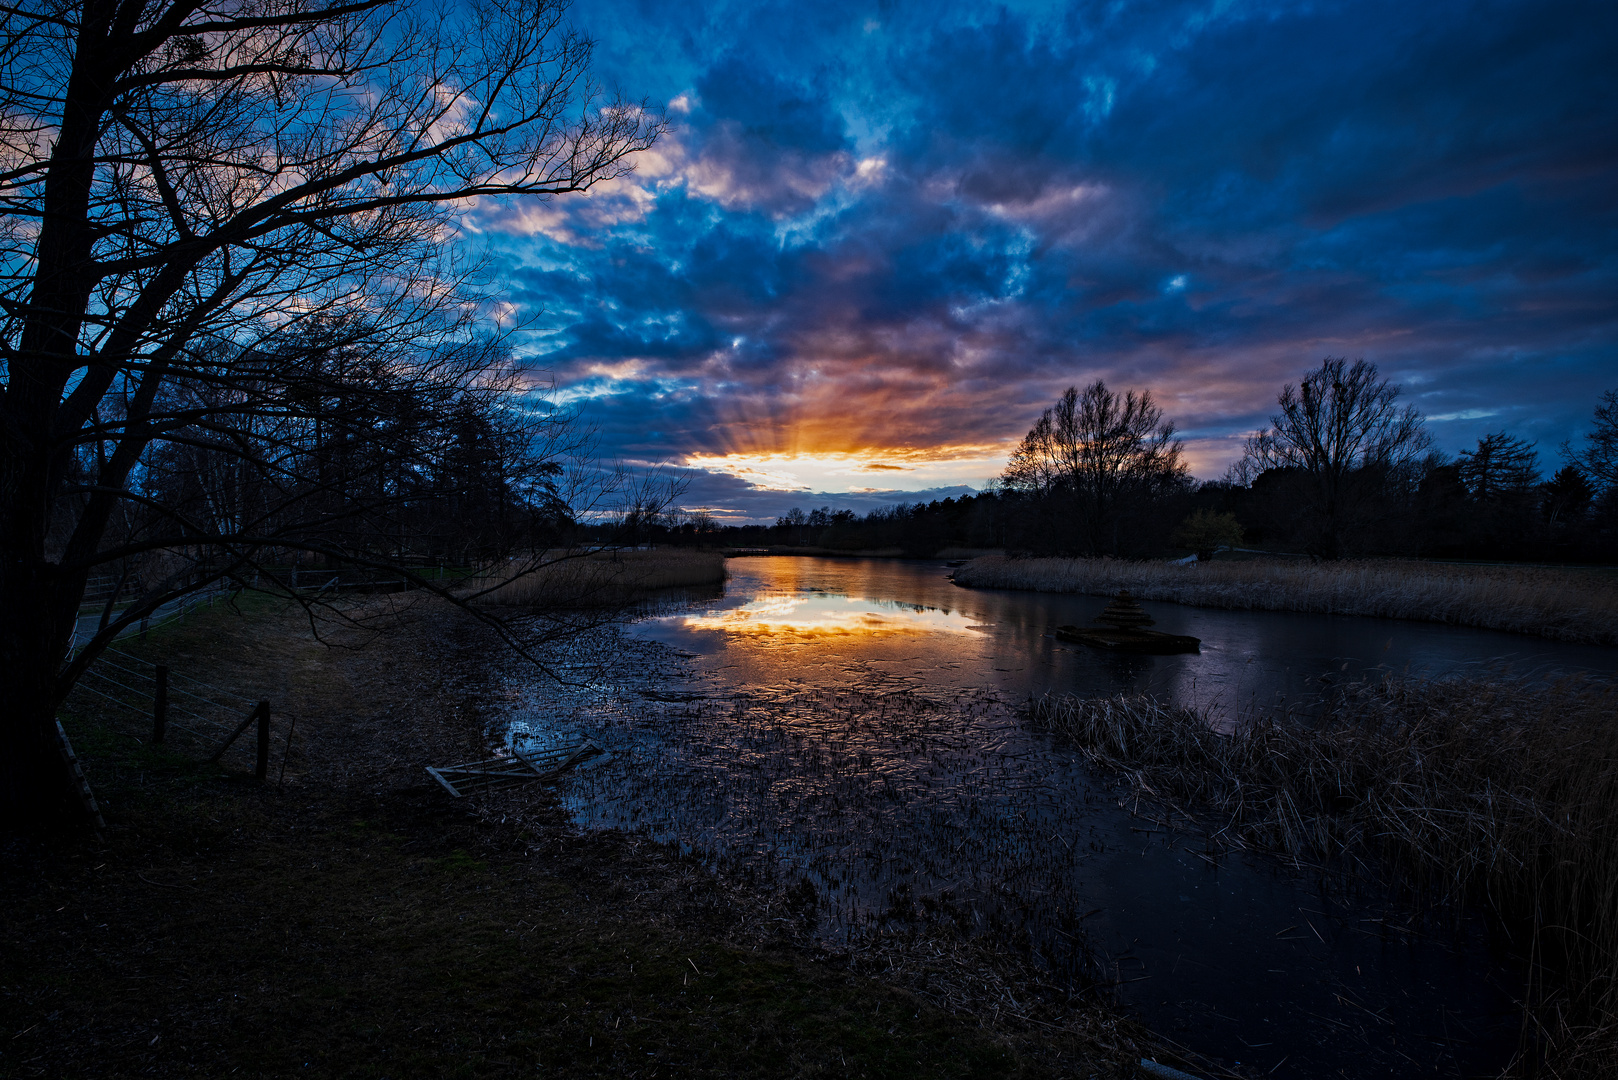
[476,548,726,607]
[954,555,1618,644]
[1029,679,1618,1076]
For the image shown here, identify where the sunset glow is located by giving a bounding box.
[481,0,1617,523]
[670,593,981,640]
[683,447,1011,495]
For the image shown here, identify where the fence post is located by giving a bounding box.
[209,700,270,765]
[255,701,271,781]
[152,665,168,744]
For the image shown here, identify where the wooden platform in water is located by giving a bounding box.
[426,738,602,797]
[1053,625,1201,655]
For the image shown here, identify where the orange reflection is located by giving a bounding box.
[675,593,979,640]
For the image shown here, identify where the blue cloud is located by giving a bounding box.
[479,0,1618,502]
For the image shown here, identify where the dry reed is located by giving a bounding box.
[954,555,1618,644]
[477,548,726,607]
[1029,678,1618,1076]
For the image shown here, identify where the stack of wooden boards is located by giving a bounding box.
[1053,590,1202,655]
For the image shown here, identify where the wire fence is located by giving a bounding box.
[73,571,428,647]
[65,565,451,770]
[76,573,214,612]
[80,573,124,607]
[68,645,267,763]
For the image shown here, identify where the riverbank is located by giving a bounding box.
[1029,676,1618,1077]
[722,546,1002,560]
[479,548,727,606]
[953,555,1618,644]
[2,595,1146,1079]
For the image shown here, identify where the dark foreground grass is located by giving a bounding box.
[1029,677,1618,1078]
[3,792,1021,1078]
[1,597,1139,1080]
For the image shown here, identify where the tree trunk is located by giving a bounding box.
[0,568,84,831]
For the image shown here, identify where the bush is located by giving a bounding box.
[1170,510,1244,560]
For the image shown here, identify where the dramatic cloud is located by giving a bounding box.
[473,0,1618,521]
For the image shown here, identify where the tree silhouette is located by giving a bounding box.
[0,0,662,829]
[1001,380,1187,556]
[1566,390,1618,491]
[1542,466,1593,526]
[1240,358,1429,559]
[1457,433,1540,500]
[1172,509,1244,561]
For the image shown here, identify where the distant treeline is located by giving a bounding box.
[638,362,1618,563]
[643,497,1012,555]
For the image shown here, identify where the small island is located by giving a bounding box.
[1054,590,1202,654]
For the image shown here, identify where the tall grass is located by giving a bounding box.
[955,555,1618,644]
[477,548,726,608]
[1029,678,1618,1076]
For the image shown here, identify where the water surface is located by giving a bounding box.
[501,556,1617,1078]
[642,556,1615,706]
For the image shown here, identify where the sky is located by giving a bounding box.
[469,0,1618,523]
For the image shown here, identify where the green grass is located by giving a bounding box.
[0,725,1059,1079]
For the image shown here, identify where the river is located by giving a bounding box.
[497,555,1618,1079]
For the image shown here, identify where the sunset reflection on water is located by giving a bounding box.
[503,557,1560,1077]
[670,592,982,640]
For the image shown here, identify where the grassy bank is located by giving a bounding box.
[955,555,1618,644]
[1029,677,1618,1076]
[3,595,1142,1079]
[478,548,727,607]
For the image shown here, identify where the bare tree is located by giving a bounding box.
[1240,358,1430,559]
[1565,389,1618,492]
[1457,433,1540,500]
[0,0,662,827]
[1001,380,1187,555]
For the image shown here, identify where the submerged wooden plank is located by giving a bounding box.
[514,739,602,776]
[424,765,464,797]
[428,739,602,798]
[441,764,538,778]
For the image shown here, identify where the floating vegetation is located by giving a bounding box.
[503,629,1126,993]
[1054,590,1202,654]
[491,622,1524,1077]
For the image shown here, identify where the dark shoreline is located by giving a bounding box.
[4,595,1147,1080]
